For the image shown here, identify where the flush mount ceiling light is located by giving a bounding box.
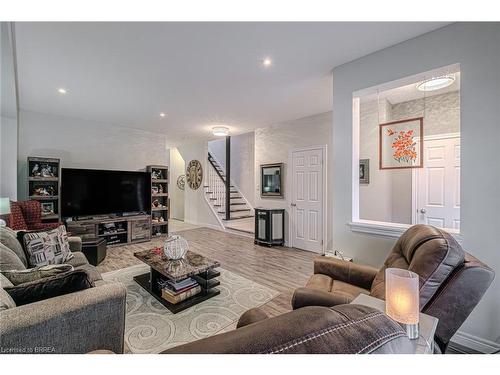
[160,112,166,117]
[262,57,272,67]
[57,88,67,94]
[212,126,229,137]
[416,75,455,92]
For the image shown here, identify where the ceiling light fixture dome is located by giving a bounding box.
[57,88,67,94]
[417,75,455,92]
[262,57,272,67]
[212,126,229,137]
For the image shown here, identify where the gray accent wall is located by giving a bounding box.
[333,23,500,345]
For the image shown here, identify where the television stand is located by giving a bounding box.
[66,214,152,247]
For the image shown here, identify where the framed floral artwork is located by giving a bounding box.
[379,117,423,169]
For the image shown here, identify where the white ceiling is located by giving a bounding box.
[14,22,449,144]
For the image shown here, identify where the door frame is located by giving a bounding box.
[288,145,328,254]
[411,132,460,226]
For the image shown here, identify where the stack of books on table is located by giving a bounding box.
[159,277,201,304]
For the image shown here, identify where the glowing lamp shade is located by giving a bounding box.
[212,126,229,137]
[385,268,420,338]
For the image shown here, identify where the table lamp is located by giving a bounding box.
[0,197,11,227]
[385,268,420,339]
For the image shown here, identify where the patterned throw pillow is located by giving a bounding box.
[20,225,74,268]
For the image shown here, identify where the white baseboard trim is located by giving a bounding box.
[183,220,223,232]
[450,330,500,353]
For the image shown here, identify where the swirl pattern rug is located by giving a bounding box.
[102,264,279,353]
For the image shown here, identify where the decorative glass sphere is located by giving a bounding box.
[163,235,189,260]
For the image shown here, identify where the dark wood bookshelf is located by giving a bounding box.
[28,157,61,222]
[147,165,169,237]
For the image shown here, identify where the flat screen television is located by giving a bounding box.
[61,168,150,218]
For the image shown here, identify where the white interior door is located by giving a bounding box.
[291,147,324,253]
[414,135,460,231]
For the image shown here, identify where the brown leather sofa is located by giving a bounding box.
[291,225,495,353]
[162,304,414,354]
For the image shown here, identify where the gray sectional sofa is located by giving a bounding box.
[0,227,126,354]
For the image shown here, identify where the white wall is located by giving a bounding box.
[360,91,461,225]
[169,147,185,220]
[1,116,17,200]
[208,132,255,206]
[17,110,169,199]
[359,99,392,222]
[1,23,18,200]
[177,140,222,229]
[254,111,333,249]
[332,23,500,346]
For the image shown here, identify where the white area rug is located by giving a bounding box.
[102,264,279,353]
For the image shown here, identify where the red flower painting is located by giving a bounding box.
[379,117,423,169]
[388,129,417,163]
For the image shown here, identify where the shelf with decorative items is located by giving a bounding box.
[27,157,61,222]
[147,165,169,237]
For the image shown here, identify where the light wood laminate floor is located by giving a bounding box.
[97,227,316,317]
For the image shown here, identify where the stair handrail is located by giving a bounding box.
[207,152,226,183]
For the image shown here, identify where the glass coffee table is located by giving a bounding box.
[133,248,221,314]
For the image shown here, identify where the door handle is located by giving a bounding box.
[291,203,296,207]
[420,208,427,214]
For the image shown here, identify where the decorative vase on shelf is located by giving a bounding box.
[163,235,189,260]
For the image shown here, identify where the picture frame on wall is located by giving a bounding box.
[359,159,369,184]
[260,163,284,198]
[379,117,424,169]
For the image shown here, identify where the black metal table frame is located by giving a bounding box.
[133,267,220,314]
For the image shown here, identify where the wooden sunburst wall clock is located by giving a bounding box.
[186,160,203,190]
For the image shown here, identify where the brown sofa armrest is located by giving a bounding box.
[292,287,355,310]
[314,256,378,290]
[236,308,269,328]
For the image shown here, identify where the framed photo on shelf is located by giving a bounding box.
[359,159,369,184]
[41,202,54,216]
[379,117,423,170]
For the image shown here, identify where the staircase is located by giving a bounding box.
[204,152,254,235]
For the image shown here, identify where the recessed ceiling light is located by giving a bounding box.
[57,88,67,94]
[417,75,455,92]
[212,126,229,137]
[262,57,272,67]
[160,112,166,117]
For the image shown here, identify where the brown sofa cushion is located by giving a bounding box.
[4,269,94,306]
[292,275,370,309]
[164,304,413,354]
[370,225,464,309]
